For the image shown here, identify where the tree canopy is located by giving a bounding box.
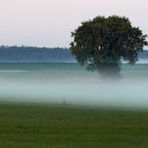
[70,16,148,77]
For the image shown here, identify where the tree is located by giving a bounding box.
[70,16,148,77]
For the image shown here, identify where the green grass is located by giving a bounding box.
[0,103,148,148]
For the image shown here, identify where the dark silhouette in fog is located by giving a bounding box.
[70,15,148,77]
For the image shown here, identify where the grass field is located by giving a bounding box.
[0,103,148,148]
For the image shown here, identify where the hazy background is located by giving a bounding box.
[0,0,147,47]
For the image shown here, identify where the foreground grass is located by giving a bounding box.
[0,103,148,148]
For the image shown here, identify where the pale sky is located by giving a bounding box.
[0,0,147,47]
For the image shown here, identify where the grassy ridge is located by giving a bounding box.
[0,103,148,148]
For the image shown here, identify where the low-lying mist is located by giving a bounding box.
[0,63,148,109]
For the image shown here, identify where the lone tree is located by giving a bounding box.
[70,16,147,77]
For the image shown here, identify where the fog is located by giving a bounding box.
[0,63,148,109]
[0,80,148,108]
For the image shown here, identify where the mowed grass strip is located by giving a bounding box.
[0,103,148,148]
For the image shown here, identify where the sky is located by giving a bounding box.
[0,0,147,48]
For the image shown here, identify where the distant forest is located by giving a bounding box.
[0,46,147,63]
[0,46,75,63]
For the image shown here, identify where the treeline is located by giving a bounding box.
[139,50,148,59]
[0,46,75,63]
[0,45,147,63]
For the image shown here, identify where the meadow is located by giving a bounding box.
[0,103,148,148]
[0,63,148,147]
